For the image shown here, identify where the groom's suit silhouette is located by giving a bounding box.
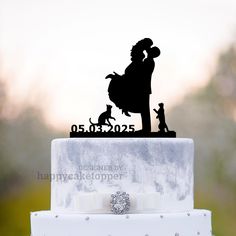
[139,46,159,132]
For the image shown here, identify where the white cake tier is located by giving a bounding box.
[51,138,194,213]
[31,210,212,236]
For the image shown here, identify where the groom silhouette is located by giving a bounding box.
[106,38,160,132]
[140,46,160,132]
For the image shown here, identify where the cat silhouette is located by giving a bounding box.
[89,105,116,127]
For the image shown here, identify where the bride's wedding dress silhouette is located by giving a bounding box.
[106,38,160,132]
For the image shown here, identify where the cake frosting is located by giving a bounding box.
[30,137,212,236]
[31,210,212,236]
[51,138,193,213]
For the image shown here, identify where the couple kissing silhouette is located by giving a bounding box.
[106,38,160,133]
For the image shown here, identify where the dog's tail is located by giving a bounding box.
[89,118,97,126]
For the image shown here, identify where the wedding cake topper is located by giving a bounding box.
[70,38,176,138]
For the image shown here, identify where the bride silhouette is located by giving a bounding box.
[106,38,160,132]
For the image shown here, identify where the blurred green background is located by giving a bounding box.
[0,40,236,236]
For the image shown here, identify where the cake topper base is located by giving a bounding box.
[70,131,176,138]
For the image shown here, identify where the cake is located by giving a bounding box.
[30,138,212,236]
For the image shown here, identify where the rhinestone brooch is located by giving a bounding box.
[110,191,130,214]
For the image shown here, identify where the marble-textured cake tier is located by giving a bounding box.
[51,138,194,213]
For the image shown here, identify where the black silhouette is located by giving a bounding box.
[153,103,176,137]
[153,103,169,133]
[106,38,160,133]
[69,38,177,138]
[89,105,116,127]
